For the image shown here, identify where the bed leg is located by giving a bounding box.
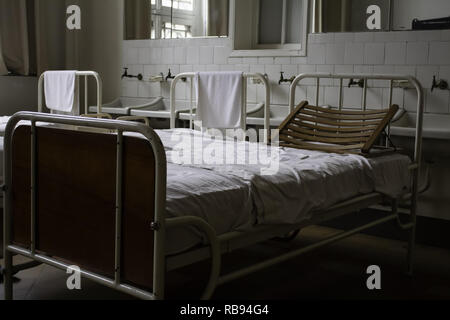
[3,251,13,300]
[406,224,416,277]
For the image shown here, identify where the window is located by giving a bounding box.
[151,0,196,39]
[232,0,308,57]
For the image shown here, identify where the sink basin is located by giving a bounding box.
[89,97,164,116]
[391,113,450,140]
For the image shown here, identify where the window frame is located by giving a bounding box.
[151,0,197,39]
[231,0,309,57]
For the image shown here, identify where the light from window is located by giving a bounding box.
[161,22,192,39]
[161,0,194,11]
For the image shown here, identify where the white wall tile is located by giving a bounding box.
[416,66,439,89]
[334,33,354,43]
[439,66,450,82]
[416,30,443,42]
[343,87,363,108]
[174,47,187,64]
[151,47,162,65]
[344,43,364,65]
[326,43,345,65]
[354,32,374,43]
[316,65,334,85]
[406,42,428,65]
[214,46,231,64]
[404,89,422,112]
[161,47,174,64]
[265,65,282,83]
[258,57,274,65]
[364,43,385,65]
[307,44,326,64]
[274,57,291,65]
[281,65,298,77]
[429,42,450,65]
[138,48,150,64]
[199,46,214,65]
[426,90,449,114]
[383,88,404,110]
[385,42,406,65]
[242,57,258,65]
[366,88,384,109]
[126,48,139,64]
[324,86,340,107]
[187,46,200,65]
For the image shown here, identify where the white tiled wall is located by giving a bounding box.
[123,30,450,115]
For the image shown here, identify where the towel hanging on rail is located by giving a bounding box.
[44,71,77,113]
[195,71,243,129]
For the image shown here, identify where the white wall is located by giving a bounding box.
[123,29,450,115]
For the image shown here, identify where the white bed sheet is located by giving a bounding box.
[148,129,411,255]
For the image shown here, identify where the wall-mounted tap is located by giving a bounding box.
[348,78,365,88]
[166,69,175,81]
[121,68,143,81]
[279,72,295,85]
[431,76,448,92]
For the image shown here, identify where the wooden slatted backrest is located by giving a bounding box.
[278,101,399,154]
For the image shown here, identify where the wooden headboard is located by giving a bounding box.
[11,125,157,291]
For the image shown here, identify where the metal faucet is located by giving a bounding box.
[121,68,143,81]
[279,72,295,85]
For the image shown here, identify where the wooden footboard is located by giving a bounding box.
[10,124,158,291]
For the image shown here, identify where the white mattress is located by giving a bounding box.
[151,129,411,255]
[0,124,411,255]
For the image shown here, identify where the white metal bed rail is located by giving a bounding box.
[290,73,424,276]
[170,72,271,144]
[38,71,103,115]
[3,112,166,300]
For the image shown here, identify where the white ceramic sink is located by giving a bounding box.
[89,97,164,116]
[391,113,450,140]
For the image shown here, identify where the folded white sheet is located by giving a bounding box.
[195,71,243,129]
[44,71,77,113]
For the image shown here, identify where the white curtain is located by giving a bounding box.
[124,0,151,40]
[0,0,32,75]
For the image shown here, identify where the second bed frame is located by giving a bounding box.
[3,73,423,300]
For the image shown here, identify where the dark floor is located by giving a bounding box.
[1,225,450,300]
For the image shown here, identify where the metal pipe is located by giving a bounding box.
[30,121,37,254]
[218,214,398,286]
[114,131,123,285]
[166,216,221,300]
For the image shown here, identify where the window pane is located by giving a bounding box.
[162,0,194,11]
[285,0,302,43]
[258,0,283,44]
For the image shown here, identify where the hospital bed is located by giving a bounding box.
[2,73,423,300]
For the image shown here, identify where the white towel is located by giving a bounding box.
[44,71,77,112]
[195,71,243,129]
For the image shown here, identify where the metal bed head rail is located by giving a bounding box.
[289,73,424,261]
[38,71,103,115]
[2,112,166,300]
[170,72,271,144]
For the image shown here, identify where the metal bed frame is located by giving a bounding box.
[170,72,271,143]
[37,71,103,115]
[2,73,423,300]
